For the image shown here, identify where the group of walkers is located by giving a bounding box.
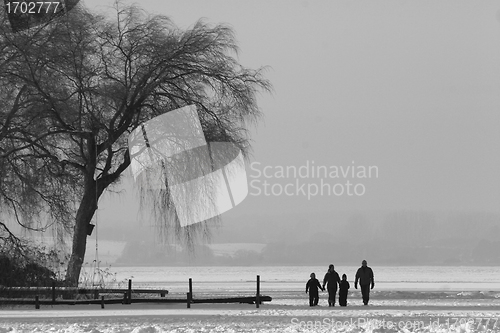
[305,260,375,307]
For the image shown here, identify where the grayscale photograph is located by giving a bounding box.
[0,0,499,332]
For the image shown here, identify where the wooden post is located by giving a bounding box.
[186,292,191,308]
[188,278,193,300]
[256,275,260,308]
[35,295,40,309]
[51,281,56,303]
[127,279,132,304]
[187,278,193,308]
[101,296,105,309]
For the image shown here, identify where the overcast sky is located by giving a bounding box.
[85,0,500,227]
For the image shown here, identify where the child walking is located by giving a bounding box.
[339,274,350,306]
[306,273,324,306]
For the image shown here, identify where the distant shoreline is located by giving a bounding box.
[106,263,500,268]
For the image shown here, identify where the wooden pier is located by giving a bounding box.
[0,275,272,309]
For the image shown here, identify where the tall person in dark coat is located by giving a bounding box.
[306,273,324,306]
[338,274,350,306]
[354,260,375,305]
[322,264,341,306]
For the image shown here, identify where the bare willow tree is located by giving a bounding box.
[0,20,78,284]
[0,2,270,286]
[0,39,77,250]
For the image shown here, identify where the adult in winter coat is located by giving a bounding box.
[354,259,375,305]
[322,264,341,306]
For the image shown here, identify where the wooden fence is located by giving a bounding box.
[0,275,271,309]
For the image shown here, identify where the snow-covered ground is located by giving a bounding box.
[2,266,499,332]
[1,292,500,332]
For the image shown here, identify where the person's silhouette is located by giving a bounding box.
[354,260,374,305]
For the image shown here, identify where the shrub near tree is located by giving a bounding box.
[0,243,61,287]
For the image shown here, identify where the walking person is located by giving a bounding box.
[306,273,324,306]
[338,274,350,306]
[354,260,374,305]
[322,264,341,306]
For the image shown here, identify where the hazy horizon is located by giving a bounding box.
[11,0,500,266]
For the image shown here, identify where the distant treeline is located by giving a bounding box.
[115,242,263,266]
[115,237,500,266]
[107,210,500,266]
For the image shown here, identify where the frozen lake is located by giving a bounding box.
[95,265,500,293]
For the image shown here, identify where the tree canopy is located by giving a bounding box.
[0,2,270,286]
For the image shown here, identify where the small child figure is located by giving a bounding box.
[306,273,324,306]
[339,273,350,306]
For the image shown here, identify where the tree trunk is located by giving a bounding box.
[65,177,98,287]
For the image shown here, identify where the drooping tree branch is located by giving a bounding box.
[0,1,271,286]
